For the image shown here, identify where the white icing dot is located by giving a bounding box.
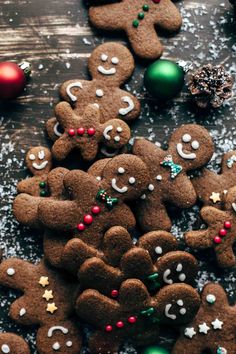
[180,308,187,315]
[96,176,101,181]
[101,54,108,62]
[129,177,136,185]
[1,345,10,354]
[93,103,99,108]
[111,57,119,64]
[116,127,123,133]
[206,294,216,304]
[114,136,120,142]
[191,140,199,150]
[176,263,183,272]
[118,167,125,174]
[156,175,162,181]
[155,246,163,255]
[29,154,35,161]
[179,273,186,282]
[66,341,73,347]
[7,268,15,276]
[19,308,26,317]
[141,194,146,199]
[177,299,184,306]
[148,184,154,191]
[96,89,104,97]
[52,342,60,351]
[182,134,191,143]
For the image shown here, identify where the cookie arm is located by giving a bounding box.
[116,90,141,122]
[55,101,78,128]
[156,1,182,32]
[185,229,212,249]
[0,259,35,291]
[10,297,38,325]
[89,4,125,30]
[200,206,229,224]
[126,25,163,59]
[136,199,172,231]
[13,194,41,228]
[51,134,74,161]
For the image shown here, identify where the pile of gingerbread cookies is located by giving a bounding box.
[0,1,235,354]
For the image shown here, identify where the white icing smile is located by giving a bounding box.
[165,304,177,320]
[103,125,113,141]
[33,161,48,170]
[176,143,197,160]
[165,300,187,320]
[232,202,236,212]
[98,65,116,75]
[66,81,83,102]
[54,122,63,137]
[111,178,128,193]
[119,96,134,116]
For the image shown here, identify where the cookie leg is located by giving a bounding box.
[185,229,212,249]
[80,140,99,161]
[215,245,236,268]
[51,136,73,160]
[43,231,68,269]
[89,332,121,354]
[136,201,172,231]
[126,25,163,60]
[172,338,202,354]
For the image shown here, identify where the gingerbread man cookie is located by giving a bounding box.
[88,0,182,59]
[76,279,200,354]
[51,103,130,161]
[132,124,214,231]
[38,154,150,248]
[47,42,140,141]
[192,151,236,208]
[61,226,198,295]
[185,186,236,268]
[172,283,236,354]
[0,333,30,354]
[13,166,69,228]
[0,258,81,354]
[17,146,53,197]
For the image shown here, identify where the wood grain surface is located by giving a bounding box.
[0,0,235,353]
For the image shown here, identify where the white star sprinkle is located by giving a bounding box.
[184,327,196,338]
[211,318,223,330]
[198,322,210,334]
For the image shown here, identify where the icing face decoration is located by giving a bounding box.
[176,134,200,160]
[165,299,187,320]
[206,294,216,304]
[48,326,73,352]
[163,263,186,285]
[103,125,123,143]
[98,53,119,76]
[111,167,136,194]
[28,149,49,170]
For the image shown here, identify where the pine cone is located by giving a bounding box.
[188,64,233,109]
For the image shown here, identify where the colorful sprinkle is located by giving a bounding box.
[214,236,222,244]
[77,127,85,135]
[68,129,75,136]
[91,205,101,215]
[128,316,137,324]
[224,221,231,229]
[77,223,85,231]
[105,325,113,332]
[111,290,119,298]
[87,127,96,136]
[138,12,145,19]
[133,19,139,28]
[83,214,93,225]
[143,4,149,11]
[116,321,124,328]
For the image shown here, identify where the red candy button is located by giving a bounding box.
[77,223,85,231]
[83,214,93,225]
[214,236,222,244]
[88,127,96,136]
[68,129,75,136]
[77,127,85,135]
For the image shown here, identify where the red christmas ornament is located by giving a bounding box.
[83,214,93,225]
[224,221,231,229]
[0,62,30,100]
[77,127,85,136]
[87,127,96,136]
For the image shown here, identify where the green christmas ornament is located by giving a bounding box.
[141,345,170,354]
[144,59,185,100]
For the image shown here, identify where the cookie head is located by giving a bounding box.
[169,124,214,169]
[26,147,52,175]
[102,154,149,200]
[102,119,130,148]
[88,42,134,85]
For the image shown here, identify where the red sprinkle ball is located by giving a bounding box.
[77,127,85,136]
[88,127,96,136]
[219,229,227,237]
[224,221,231,229]
[111,290,119,298]
[105,325,113,332]
[152,0,161,3]
[68,128,75,137]
[128,316,137,324]
[91,206,101,215]
[116,321,124,328]
[83,214,93,225]
[77,223,85,231]
[214,236,222,244]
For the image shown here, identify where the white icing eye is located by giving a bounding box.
[129,177,136,184]
[19,308,26,316]
[156,175,162,181]
[1,344,10,353]
[177,299,184,306]
[96,176,101,181]
[38,150,45,160]
[114,136,121,142]
[118,167,125,174]
[148,184,154,191]
[117,127,123,133]
[96,89,104,97]
[180,308,186,315]
[111,57,119,64]
[141,194,146,199]
[176,263,183,272]
[182,134,191,143]
[29,153,36,161]
[179,273,186,281]
[66,341,73,347]
[7,268,15,276]
[206,294,216,304]
[101,54,108,62]
[94,103,99,108]
[52,342,60,350]
[191,140,199,150]
[155,246,163,255]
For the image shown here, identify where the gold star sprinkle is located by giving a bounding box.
[38,276,49,287]
[210,192,221,204]
[46,303,58,314]
[42,290,53,301]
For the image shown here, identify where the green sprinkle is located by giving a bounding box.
[143,4,149,11]
[39,181,46,188]
[138,12,145,20]
[133,19,139,28]
[40,190,47,197]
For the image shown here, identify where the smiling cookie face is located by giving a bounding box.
[26,147,53,176]
[102,154,149,200]
[88,42,134,86]
[169,124,214,170]
[102,119,130,149]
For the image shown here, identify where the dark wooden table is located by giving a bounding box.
[0,0,235,353]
